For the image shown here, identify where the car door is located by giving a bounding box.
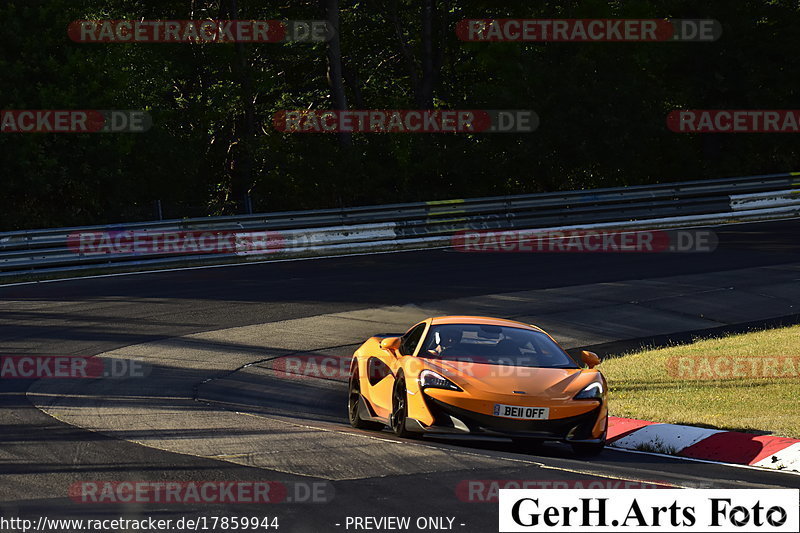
[367,322,427,416]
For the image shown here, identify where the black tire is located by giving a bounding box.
[348,369,384,430]
[571,441,605,457]
[390,376,416,438]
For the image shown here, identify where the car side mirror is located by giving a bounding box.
[380,337,402,352]
[580,350,601,369]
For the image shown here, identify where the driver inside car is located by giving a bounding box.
[427,327,463,358]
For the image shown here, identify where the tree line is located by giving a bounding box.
[1,0,798,230]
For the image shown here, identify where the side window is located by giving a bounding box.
[400,323,427,356]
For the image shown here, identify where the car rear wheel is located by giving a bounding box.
[390,377,416,438]
[571,441,605,457]
[348,369,384,430]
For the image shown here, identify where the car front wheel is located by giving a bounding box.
[390,377,416,438]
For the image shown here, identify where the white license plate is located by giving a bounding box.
[493,404,549,420]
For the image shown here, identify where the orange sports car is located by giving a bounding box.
[347,316,607,455]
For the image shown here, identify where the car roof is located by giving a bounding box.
[429,316,546,333]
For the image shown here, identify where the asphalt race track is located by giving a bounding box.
[2,219,800,532]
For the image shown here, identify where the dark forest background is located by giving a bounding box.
[1,0,798,230]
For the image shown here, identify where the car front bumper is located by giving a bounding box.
[407,395,605,443]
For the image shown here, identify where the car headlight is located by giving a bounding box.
[419,369,462,392]
[574,381,604,400]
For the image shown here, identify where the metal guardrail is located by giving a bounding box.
[1,172,799,280]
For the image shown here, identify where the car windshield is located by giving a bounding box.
[419,324,578,369]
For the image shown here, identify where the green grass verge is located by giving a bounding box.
[602,325,800,438]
